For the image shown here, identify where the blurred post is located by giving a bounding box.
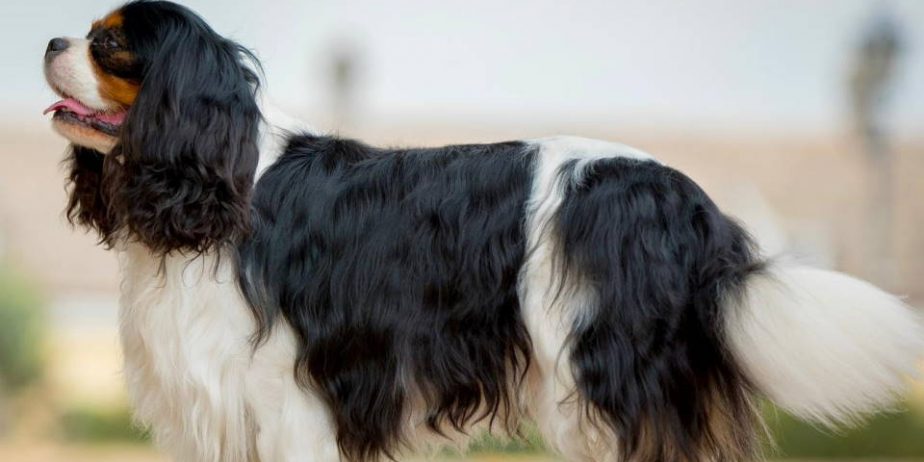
[848,11,902,285]
[327,40,362,133]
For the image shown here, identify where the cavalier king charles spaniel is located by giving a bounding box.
[43,1,922,461]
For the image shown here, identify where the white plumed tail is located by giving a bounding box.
[726,265,924,426]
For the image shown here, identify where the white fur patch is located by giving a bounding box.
[44,38,111,111]
[118,246,258,462]
[726,265,924,426]
[118,245,342,462]
[246,323,341,462]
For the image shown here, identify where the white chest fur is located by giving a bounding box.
[116,245,339,462]
[118,245,259,461]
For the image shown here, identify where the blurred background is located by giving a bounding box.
[1,0,924,460]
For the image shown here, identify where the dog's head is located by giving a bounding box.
[44,0,262,255]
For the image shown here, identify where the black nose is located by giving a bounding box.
[46,37,69,57]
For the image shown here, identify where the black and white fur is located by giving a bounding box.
[47,2,923,461]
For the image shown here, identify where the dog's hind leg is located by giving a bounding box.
[523,302,618,462]
[518,138,635,461]
[519,230,621,460]
[518,190,615,460]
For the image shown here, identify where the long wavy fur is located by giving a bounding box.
[554,158,766,462]
[65,147,112,238]
[83,1,262,255]
[239,135,538,461]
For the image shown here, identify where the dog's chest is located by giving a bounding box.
[116,246,257,461]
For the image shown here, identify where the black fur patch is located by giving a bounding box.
[238,135,537,461]
[554,158,764,462]
[65,146,112,238]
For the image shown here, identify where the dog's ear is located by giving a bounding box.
[105,20,261,255]
[65,146,114,240]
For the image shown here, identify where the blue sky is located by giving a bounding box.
[4,0,923,134]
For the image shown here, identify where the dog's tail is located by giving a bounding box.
[726,264,923,426]
[557,159,923,462]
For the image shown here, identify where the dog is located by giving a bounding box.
[43,1,922,461]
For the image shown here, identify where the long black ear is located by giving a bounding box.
[105,5,261,255]
[65,146,113,239]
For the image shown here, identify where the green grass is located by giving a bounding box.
[60,405,149,443]
[459,406,924,458]
[465,425,545,454]
[0,264,45,392]
[767,405,924,459]
[53,400,924,459]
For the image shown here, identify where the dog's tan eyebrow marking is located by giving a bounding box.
[102,11,123,28]
[91,10,123,32]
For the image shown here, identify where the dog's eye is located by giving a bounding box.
[97,36,121,51]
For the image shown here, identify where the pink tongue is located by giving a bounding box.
[95,110,126,125]
[44,98,94,116]
[43,98,127,125]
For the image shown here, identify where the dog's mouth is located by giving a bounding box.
[43,97,127,136]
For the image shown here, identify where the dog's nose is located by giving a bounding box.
[45,37,70,58]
